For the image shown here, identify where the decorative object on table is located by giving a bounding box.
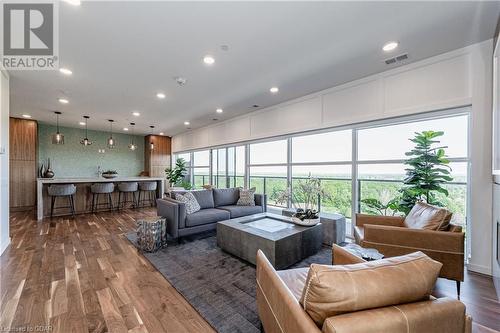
[237,187,256,206]
[80,115,93,146]
[107,119,116,149]
[39,163,45,178]
[282,208,346,245]
[136,216,167,252]
[51,111,64,145]
[275,175,330,227]
[43,158,55,178]
[165,158,189,189]
[343,243,384,261]
[128,122,137,151]
[101,170,118,179]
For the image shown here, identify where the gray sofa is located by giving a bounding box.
[157,188,267,239]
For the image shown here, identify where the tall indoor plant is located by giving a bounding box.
[165,158,192,190]
[398,130,453,214]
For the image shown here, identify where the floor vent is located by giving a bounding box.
[385,53,408,65]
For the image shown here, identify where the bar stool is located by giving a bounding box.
[91,183,115,213]
[138,181,157,207]
[47,184,76,217]
[117,182,138,209]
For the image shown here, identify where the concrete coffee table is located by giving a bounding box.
[217,212,322,269]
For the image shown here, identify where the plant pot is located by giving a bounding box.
[291,217,320,227]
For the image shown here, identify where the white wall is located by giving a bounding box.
[0,69,9,255]
[173,40,494,275]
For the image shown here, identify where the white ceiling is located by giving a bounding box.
[8,1,500,136]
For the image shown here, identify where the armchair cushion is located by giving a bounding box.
[277,267,309,301]
[299,251,442,326]
[404,201,452,231]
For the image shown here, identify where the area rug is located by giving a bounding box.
[126,231,331,333]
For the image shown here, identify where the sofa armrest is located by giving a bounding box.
[255,194,267,212]
[332,244,366,265]
[322,297,470,333]
[355,213,405,227]
[256,250,320,333]
[156,198,186,238]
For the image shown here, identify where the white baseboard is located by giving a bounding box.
[467,263,492,276]
[0,237,10,256]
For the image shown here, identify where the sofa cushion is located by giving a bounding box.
[299,251,442,326]
[237,187,256,206]
[171,190,215,209]
[404,201,452,231]
[213,188,240,207]
[185,208,230,227]
[277,267,309,301]
[174,192,200,215]
[217,205,263,218]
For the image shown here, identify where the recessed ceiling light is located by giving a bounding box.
[59,68,72,75]
[22,114,31,118]
[79,121,85,126]
[159,132,164,135]
[216,108,223,114]
[184,121,190,126]
[203,55,215,65]
[132,111,140,117]
[63,0,81,5]
[58,98,69,104]
[382,41,399,52]
[270,87,279,94]
[156,92,166,99]
[123,127,129,131]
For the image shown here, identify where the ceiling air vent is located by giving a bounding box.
[385,53,408,65]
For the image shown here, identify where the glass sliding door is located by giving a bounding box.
[192,150,210,188]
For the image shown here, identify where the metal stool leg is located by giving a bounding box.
[50,196,56,217]
[108,193,114,210]
[91,194,95,213]
[70,195,75,216]
[118,191,122,210]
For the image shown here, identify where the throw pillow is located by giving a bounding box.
[175,192,201,215]
[299,251,442,326]
[404,201,452,231]
[237,187,256,206]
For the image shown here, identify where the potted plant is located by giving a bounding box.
[165,158,189,190]
[275,176,330,226]
[102,170,118,179]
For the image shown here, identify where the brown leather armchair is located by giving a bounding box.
[354,212,465,295]
[256,247,472,333]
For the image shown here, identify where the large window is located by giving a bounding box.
[173,109,470,239]
[357,115,469,225]
[249,140,288,207]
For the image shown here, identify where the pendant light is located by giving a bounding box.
[51,111,64,144]
[149,125,155,150]
[107,119,116,149]
[128,122,137,151]
[80,116,92,146]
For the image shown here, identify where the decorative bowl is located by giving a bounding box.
[102,173,118,179]
[291,217,320,227]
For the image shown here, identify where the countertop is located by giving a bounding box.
[37,176,164,184]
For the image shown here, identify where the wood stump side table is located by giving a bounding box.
[136,216,167,252]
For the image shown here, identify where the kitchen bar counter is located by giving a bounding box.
[37,177,164,220]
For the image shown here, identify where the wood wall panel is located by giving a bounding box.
[9,118,37,210]
[144,135,171,180]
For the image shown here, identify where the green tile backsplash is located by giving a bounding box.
[38,123,145,178]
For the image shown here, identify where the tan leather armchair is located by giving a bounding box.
[256,247,472,333]
[354,213,465,295]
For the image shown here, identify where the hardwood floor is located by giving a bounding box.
[1,209,499,333]
[1,209,215,333]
